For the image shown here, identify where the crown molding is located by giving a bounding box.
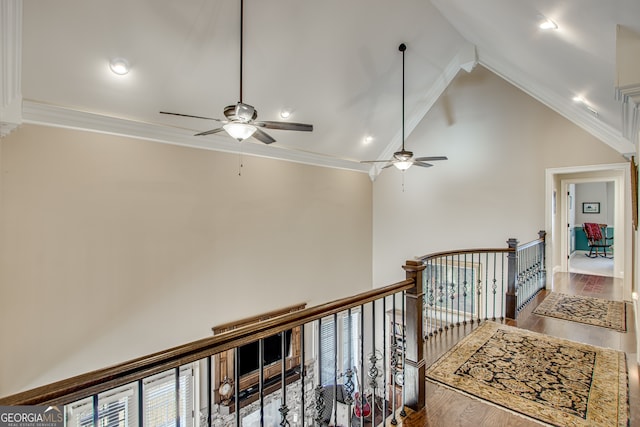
[0,0,22,138]
[615,85,640,144]
[22,100,369,173]
[479,48,636,156]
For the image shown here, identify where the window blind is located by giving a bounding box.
[65,383,138,427]
[318,310,361,387]
[142,365,195,427]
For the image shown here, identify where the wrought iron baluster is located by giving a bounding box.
[491,253,498,320]
[344,308,354,413]
[279,329,290,426]
[437,259,444,333]
[476,253,482,324]
[390,294,398,425]
[175,367,181,427]
[400,290,406,417]
[359,305,365,427]
[382,295,388,421]
[206,356,212,427]
[300,324,305,427]
[259,338,264,427]
[234,348,240,427]
[455,254,461,326]
[92,393,98,427]
[463,253,469,325]
[314,319,325,426]
[448,256,455,329]
[137,379,143,427]
[427,260,435,336]
[332,313,338,427]
[369,301,377,425]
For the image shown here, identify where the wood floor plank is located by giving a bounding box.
[418,272,638,427]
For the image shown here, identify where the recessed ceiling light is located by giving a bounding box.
[572,96,599,117]
[280,109,291,119]
[364,136,373,144]
[109,58,130,75]
[538,16,558,30]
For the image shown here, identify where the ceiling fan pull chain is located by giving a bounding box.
[238,143,244,176]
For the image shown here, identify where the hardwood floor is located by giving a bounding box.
[407,272,639,427]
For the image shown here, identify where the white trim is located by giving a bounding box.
[545,163,631,296]
[480,48,636,157]
[21,100,370,173]
[0,0,22,137]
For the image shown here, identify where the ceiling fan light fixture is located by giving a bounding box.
[393,161,413,171]
[223,122,257,141]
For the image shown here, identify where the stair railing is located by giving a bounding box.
[0,232,545,425]
[418,231,546,337]
[0,261,426,427]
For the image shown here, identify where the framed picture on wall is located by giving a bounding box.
[582,202,600,214]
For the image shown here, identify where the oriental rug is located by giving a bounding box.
[533,293,626,332]
[425,322,628,426]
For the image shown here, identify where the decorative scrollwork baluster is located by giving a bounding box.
[278,404,290,427]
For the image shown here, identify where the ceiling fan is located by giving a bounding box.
[362,43,447,171]
[160,0,313,144]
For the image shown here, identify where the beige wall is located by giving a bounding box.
[0,125,372,396]
[373,66,626,286]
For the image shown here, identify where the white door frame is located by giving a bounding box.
[545,163,631,298]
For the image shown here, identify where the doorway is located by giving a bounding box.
[568,182,615,277]
[545,163,631,299]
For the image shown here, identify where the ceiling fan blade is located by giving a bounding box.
[252,128,276,144]
[414,156,448,162]
[361,159,393,164]
[160,111,223,122]
[194,127,226,136]
[413,161,434,168]
[382,163,395,169]
[256,121,313,132]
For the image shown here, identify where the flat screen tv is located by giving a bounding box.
[237,330,292,377]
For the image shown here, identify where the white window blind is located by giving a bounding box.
[319,310,361,386]
[143,365,196,427]
[65,383,138,427]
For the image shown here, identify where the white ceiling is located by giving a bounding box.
[8,0,640,172]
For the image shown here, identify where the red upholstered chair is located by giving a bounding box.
[583,223,613,258]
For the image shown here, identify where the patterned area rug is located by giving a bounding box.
[533,293,626,332]
[426,322,628,426]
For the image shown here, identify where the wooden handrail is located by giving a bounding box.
[416,247,513,262]
[516,237,545,251]
[416,233,546,262]
[0,278,415,407]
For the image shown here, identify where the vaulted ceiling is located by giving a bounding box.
[2,0,640,172]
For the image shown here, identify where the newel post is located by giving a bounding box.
[505,238,519,320]
[539,230,547,277]
[402,260,426,411]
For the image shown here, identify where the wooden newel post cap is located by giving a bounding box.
[403,259,426,273]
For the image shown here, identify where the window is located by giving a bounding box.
[64,364,198,427]
[318,309,361,387]
[65,384,138,427]
[143,365,197,427]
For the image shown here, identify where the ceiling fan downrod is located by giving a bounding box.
[400,43,406,153]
